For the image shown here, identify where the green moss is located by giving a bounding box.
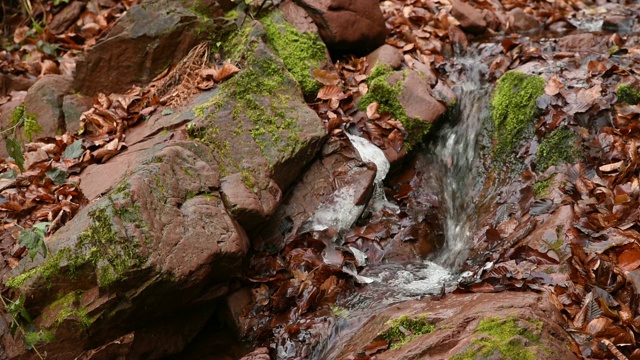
[50,291,93,329]
[617,84,640,104]
[24,329,54,348]
[262,13,326,96]
[9,103,42,141]
[533,174,555,199]
[378,314,435,350]
[330,306,349,318]
[452,317,544,360]
[491,71,545,159]
[359,65,432,144]
[536,129,580,171]
[10,103,25,126]
[5,249,68,289]
[359,65,404,121]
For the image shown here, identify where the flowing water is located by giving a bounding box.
[318,81,493,358]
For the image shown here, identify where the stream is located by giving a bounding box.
[315,80,494,358]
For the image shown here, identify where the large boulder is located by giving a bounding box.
[187,16,327,230]
[293,0,387,55]
[73,0,217,96]
[1,137,249,359]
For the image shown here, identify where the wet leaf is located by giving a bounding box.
[45,168,67,185]
[63,139,83,159]
[6,139,25,172]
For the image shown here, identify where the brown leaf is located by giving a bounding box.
[566,85,602,115]
[366,102,380,119]
[13,26,29,44]
[600,161,624,173]
[618,248,640,271]
[586,317,613,336]
[215,63,240,82]
[317,85,345,101]
[312,69,340,86]
[545,76,563,96]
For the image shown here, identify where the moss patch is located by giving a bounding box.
[617,84,640,104]
[533,174,556,199]
[491,71,545,160]
[5,193,148,290]
[24,329,54,349]
[452,317,544,360]
[359,65,431,143]
[9,103,42,141]
[536,128,580,171]
[378,314,436,350]
[262,13,326,97]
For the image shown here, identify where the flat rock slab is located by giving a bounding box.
[335,292,577,360]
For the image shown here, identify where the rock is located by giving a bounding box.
[294,0,387,55]
[335,292,577,359]
[221,173,281,231]
[0,73,36,97]
[602,15,636,33]
[24,74,73,137]
[361,68,446,145]
[73,0,215,96]
[432,80,458,106]
[482,9,502,31]
[508,8,540,32]
[279,0,319,34]
[412,61,438,86]
[557,33,608,53]
[188,19,326,230]
[255,136,376,252]
[62,93,93,134]
[2,140,249,358]
[48,1,86,35]
[366,45,403,74]
[393,70,447,124]
[450,0,487,34]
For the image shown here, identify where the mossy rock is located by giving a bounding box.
[4,141,247,358]
[491,71,545,160]
[359,65,447,145]
[187,19,325,227]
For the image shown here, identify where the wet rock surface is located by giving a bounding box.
[333,292,577,360]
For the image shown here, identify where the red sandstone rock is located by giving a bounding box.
[450,0,487,34]
[366,45,403,74]
[508,7,541,33]
[294,0,387,55]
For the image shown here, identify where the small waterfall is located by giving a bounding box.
[432,86,490,270]
[347,133,397,213]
